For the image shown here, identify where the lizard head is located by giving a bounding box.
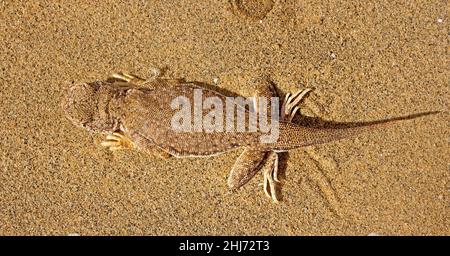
[63,81,119,133]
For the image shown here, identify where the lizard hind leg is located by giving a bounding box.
[250,76,278,114]
[228,149,268,191]
[228,149,283,203]
[281,88,312,122]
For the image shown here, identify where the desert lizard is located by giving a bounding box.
[63,70,436,202]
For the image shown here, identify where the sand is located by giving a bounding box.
[0,0,448,235]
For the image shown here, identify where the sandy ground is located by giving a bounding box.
[0,0,448,235]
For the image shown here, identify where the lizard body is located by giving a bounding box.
[63,71,436,202]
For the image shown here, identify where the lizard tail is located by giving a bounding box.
[271,111,440,150]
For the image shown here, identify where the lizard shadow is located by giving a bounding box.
[292,110,440,129]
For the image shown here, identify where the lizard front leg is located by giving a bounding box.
[108,69,186,88]
[128,132,172,159]
[101,131,135,151]
[101,131,171,160]
[108,68,162,85]
[108,72,147,85]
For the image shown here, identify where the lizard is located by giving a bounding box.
[63,69,437,202]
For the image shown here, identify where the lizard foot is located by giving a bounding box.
[281,88,312,121]
[263,152,280,202]
[101,132,135,151]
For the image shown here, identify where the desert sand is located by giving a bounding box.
[0,0,448,235]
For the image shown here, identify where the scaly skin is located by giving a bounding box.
[63,70,437,202]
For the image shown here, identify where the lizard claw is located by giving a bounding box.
[281,88,312,121]
[101,132,134,151]
[108,72,146,85]
[263,153,280,202]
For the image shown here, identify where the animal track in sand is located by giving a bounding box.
[229,0,275,20]
[304,149,342,217]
